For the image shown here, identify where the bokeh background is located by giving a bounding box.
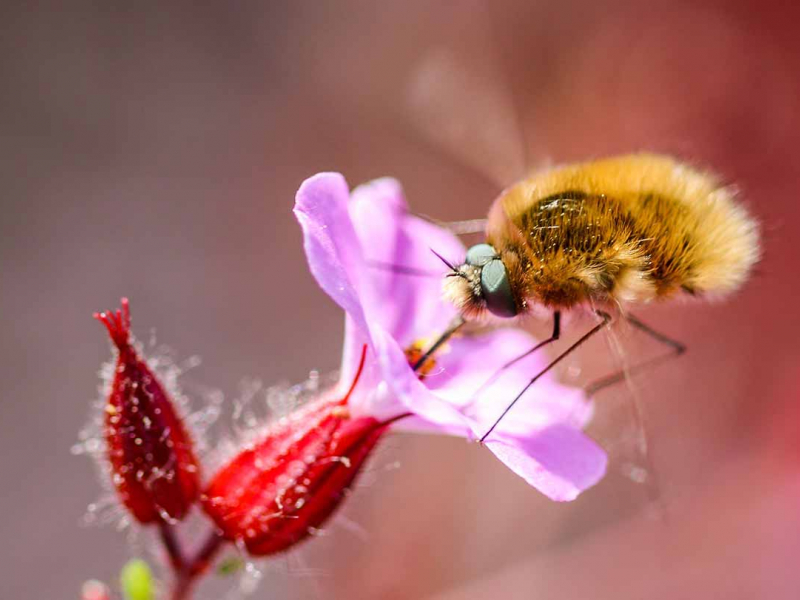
[2,0,800,598]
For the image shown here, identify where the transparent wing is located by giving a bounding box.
[405,3,530,189]
[507,308,671,513]
[582,314,680,514]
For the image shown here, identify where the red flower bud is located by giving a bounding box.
[95,299,200,524]
[202,347,387,556]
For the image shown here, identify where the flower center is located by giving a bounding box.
[404,339,439,379]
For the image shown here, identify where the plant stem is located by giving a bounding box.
[168,529,226,600]
[158,521,185,572]
[188,529,226,577]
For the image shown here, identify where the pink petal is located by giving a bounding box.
[484,425,608,501]
[340,315,406,421]
[370,325,474,433]
[423,328,593,437]
[294,173,369,334]
[349,178,464,345]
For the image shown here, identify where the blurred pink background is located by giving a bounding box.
[2,1,800,598]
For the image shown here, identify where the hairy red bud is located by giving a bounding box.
[95,298,200,524]
[202,348,387,556]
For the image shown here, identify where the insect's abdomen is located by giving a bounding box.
[487,154,760,309]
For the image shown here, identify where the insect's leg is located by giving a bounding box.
[480,310,612,442]
[412,315,467,373]
[585,313,686,397]
[471,311,561,400]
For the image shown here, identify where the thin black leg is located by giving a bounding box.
[470,311,561,401]
[480,310,612,442]
[585,313,686,397]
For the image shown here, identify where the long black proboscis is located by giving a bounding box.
[412,315,466,373]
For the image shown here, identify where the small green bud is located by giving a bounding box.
[216,556,245,576]
[120,558,154,600]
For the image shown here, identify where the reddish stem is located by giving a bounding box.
[188,529,226,578]
[153,520,226,600]
[167,529,226,600]
[158,521,185,573]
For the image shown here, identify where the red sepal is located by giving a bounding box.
[202,347,386,556]
[95,299,200,523]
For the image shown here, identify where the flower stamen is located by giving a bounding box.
[338,344,368,407]
[405,342,438,379]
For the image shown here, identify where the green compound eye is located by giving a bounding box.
[480,258,518,318]
[465,243,498,267]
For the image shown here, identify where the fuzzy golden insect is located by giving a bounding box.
[444,153,760,319]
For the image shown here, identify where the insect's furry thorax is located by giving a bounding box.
[449,153,760,317]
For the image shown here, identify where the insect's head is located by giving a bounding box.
[442,243,518,319]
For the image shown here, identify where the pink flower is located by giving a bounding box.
[294,174,607,501]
